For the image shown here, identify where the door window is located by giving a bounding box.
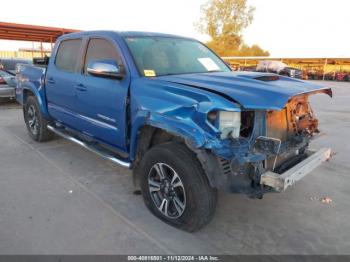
[83,38,121,74]
[55,39,82,73]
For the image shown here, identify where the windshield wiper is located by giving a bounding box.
[158,70,225,77]
[209,70,223,73]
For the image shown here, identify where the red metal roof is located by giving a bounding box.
[0,22,80,42]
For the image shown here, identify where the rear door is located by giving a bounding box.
[75,37,130,151]
[45,38,83,127]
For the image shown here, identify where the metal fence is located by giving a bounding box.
[0,50,50,59]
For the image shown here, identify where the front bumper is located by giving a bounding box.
[260,148,331,192]
[0,86,15,98]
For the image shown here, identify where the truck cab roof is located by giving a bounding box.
[57,30,193,41]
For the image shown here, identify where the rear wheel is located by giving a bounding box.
[24,96,54,142]
[139,142,217,232]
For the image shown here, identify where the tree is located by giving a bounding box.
[237,44,270,57]
[196,0,269,57]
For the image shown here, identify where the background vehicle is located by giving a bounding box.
[324,72,336,81]
[0,58,31,74]
[335,72,350,81]
[0,70,16,100]
[15,31,332,232]
[0,58,31,102]
[240,65,257,72]
[307,69,324,80]
[256,60,303,79]
[279,66,303,79]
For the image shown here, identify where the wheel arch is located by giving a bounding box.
[130,123,220,194]
[22,87,50,119]
[131,125,185,167]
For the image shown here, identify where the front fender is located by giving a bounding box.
[129,78,241,160]
[129,110,209,160]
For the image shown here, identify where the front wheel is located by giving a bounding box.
[24,96,54,142]
[139,142,217,232]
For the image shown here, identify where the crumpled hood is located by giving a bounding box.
[158,71,332,110]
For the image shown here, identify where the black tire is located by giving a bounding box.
[24,96,54,142]
[139,142,217,232]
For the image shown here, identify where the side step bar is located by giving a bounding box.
[47,125,131,168]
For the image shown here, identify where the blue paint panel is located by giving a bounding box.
[129,77,241,160]
[75,72,130,150]
[45,68,80,127]
[158,72,331,110]
[15,64,50,118]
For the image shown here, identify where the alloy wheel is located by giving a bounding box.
[148,163,186,219]
[27,105,39,135]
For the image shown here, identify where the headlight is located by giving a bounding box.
[208,111,241,139]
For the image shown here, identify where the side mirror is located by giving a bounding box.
[87,59,124,79]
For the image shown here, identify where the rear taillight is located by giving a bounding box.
[0,76,6,85]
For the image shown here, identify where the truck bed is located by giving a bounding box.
[15,64,46,105]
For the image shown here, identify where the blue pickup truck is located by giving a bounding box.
[16,31,332,231]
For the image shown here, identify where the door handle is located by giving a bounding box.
[47,77,55,84]
[76,83,87,92]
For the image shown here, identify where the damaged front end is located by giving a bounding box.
[196,91,332,198]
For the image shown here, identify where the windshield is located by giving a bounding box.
[124,36,231,77]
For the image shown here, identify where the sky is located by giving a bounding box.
[1,0,349,57]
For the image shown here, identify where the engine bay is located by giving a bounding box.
[264,94,320,172]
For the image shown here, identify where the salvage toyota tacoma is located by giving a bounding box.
[16,31,332,232]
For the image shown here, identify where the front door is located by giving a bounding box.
[74,37,130,152]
